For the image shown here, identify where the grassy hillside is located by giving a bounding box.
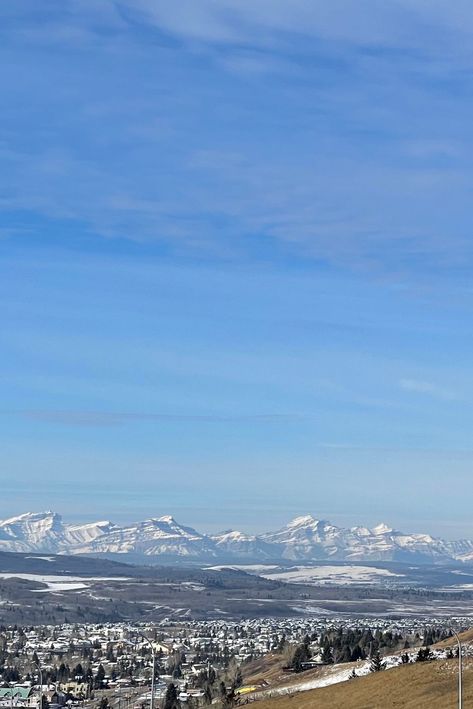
[251,657,471,709]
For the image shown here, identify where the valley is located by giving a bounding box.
[1,550,473,625]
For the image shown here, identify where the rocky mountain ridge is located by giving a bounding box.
[1,511,472,564]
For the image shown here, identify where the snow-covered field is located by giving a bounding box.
[208,564,280,573]
[0,573,130,592]
[209,564,404,585]
[261,565,404,585]
[0,573,209,594]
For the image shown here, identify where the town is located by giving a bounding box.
[0,616,469,708]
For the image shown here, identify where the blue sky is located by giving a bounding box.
[1,2,473,537]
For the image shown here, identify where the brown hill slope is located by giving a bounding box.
[435,627,473,648]
[251,658,470,709]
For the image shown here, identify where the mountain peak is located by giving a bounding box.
[287,514,318,528]
[372,523,393,535]
[0,511,470,565]
[0,510,64,552]
[0,510,60,524]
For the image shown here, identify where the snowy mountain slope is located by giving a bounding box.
[261,515,356,560]
[63,520,118,547]
[0,512,65,553]
[211,530,276,558]
[73,516,218,557]
[261,515,455,562]
[0,511,471,564]
[442,538,473,563]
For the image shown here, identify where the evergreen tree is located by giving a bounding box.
[163,683,179,709]
[350,645,364,662]
[58,663,70,682]
[415,647,433,663]
[423,630,434,646]
[73,663,84,682]
[336,645,352,664]
[291,644,310,672]
[321,643,333,665]
[95,664,105,689]
[369,652,385,672]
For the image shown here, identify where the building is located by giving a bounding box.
[0,688,38,708]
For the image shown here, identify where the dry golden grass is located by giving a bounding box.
[434,627,473,649]
[251,658,472,709]
[243,653,286,686]
[243,653,294,687]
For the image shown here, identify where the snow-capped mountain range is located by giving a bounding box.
[1,511,473,565]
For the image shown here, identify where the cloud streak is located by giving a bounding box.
[399,378,458,401]
[11,409,304,428]
[118,0,473,55]
[1,2,473,278]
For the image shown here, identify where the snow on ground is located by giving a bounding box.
[34,582,88,592]
[180,582,205,591]
[270,664,367,695]
[25,556,55,562]
[256,649,448,699]
[261,565,403,585]
[210,564,404,585]
[133,581,206,590]
[289,605,339,615]
[0,573,130,592]
[207,564,280,573]
[252,660,373,700]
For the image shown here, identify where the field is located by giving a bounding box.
[3,551,473,623]
[251,658,471,709]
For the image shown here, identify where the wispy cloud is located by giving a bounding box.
[1,2,473,278]
[12,409,303,428]
[399,378,458,401]
[118,0,473,57]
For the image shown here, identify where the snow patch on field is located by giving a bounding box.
[210,564,403,585]
[34,582,88,592]
[181,582,205,591]
[0,573,130,592]
[207,564,280,573]
[290,605,339,615]
[257,650,442,699]
[261,565,403,585]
